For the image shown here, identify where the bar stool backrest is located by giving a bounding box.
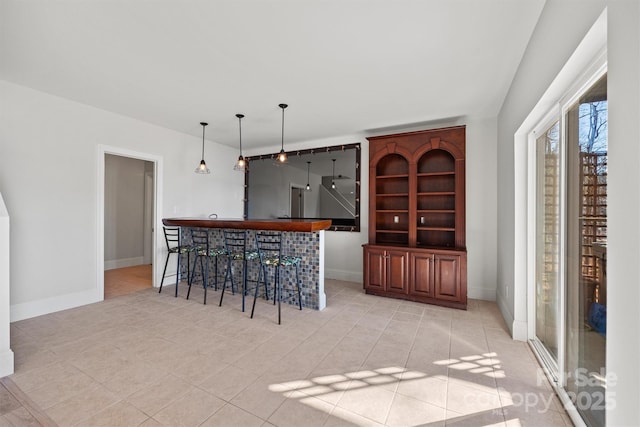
[255,231,282,263]
[223,229,247,256]
[164,226,181,250]
[191,228,210,252]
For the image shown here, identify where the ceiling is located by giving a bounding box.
[0,0,545,151]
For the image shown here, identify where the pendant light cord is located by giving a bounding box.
[279,103,288,152]
[201,123,206,159]
[281,107,285,151]
[238,115,243,155]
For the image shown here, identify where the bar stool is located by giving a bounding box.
[159,226,193,297]
[188,228,226,304]
[219,229,264,312]
[251,231,303,324]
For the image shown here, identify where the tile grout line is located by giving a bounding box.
[0,376,59,427]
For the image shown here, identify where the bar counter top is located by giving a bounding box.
[162,217,332,232]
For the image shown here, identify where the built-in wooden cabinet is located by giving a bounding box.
[364,126,467,309]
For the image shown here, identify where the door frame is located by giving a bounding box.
[97,145,163,298]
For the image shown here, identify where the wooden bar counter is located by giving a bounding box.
[162,217,331,310]
[162,217,332,232]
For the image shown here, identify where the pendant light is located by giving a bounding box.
[331,158,336,189]
[277,103,288,163]
[195,122,210,174]
[305,161,312,191]
[234,114,246,172]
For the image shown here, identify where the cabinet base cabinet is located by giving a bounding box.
[364,246,386,292]
[363,246,409,295]
[363,244,467,310]
[410,252,435,298]
[434,253,465,303]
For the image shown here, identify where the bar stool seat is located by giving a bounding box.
[261,255,301,266]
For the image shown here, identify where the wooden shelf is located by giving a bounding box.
[377,229,409,234]
[378,209,409,213]
[377,193,409,197]
[417,171,455,177]
[377,174,409,179]
[418,209,455,213]
[417,192,455,196]
[417,227,455,231]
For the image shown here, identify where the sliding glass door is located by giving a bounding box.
[565,74,607,427]
[531,72,607,427]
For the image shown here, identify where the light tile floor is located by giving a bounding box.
[5,280,573,426]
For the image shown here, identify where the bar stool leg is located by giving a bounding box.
[187,254,202,300]
[241,258,248,312]
[159,251,171,294]
[219,257,232,307]
[174,250,181,297]
[296,263,302,310]
[203,256,209,305]
[250,264,263,318]
[277,266,281,325]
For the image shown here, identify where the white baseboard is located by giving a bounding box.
[497,290,514,334]
[325,269,363,283]
[495,291,528,341]
[0,348,14,377]
[468,286,497,301]
[104,256,145,271]
[512,319,528,342]
[10,288,102,322]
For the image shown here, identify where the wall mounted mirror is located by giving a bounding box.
[244,143,361,231]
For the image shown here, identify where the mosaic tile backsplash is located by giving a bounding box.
[177,228,321,310]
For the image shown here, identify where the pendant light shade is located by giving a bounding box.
[305,161,312,191]
[277,103,288,163]
[234,114,246,172]
[195,122,210,174]
[331,158,336,189]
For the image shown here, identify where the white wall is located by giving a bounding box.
[246,117,499,300]
[497,0,640,424]
[496,0,608,335]
[0,80,243,320]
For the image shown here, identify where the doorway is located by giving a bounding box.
[97,145,163,300]
[104,154,155,298]
[291,186,305,218]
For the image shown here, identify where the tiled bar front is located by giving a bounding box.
[178,228,326,310]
